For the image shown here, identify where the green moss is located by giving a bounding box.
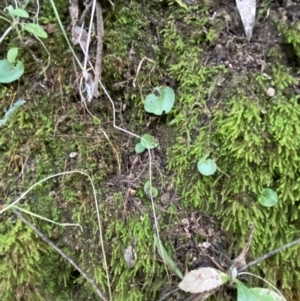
[104,213,165,301]
[278,20,300,61]
[2,0,300,300]
[0,218,70,301]
[167,43,300,298]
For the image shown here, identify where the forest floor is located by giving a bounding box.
[1,0,300,301]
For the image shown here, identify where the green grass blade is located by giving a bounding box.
[154,233,183,279]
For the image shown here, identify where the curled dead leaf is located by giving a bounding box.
[179,267,228,294]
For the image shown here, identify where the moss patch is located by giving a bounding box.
[1,0,300,300]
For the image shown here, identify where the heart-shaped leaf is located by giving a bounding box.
[23,23,48,38]
[0,59,24,83]
[144,86,175,115]
[197,158,217,176]
[258,188,278,207]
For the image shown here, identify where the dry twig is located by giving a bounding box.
[240,236,300,272]
[93,1,104,97]
[230,224,254,271]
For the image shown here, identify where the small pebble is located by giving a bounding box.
[267,87,275,97]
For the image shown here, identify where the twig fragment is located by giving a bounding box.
[93,1,104,97]
[240,236,300,272]
[230,223,254,271]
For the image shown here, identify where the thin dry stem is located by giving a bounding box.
[93,1,104,97]
[240,236,300,272]
[230,223,254,271]
[132,57,156,87]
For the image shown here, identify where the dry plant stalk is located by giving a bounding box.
[93,1,104,97]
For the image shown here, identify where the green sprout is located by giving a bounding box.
[0,5,48,83]
[1,5,48,42]
[135,134,159,154]
[0,48,24,83]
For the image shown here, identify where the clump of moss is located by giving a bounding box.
[0,218,71,301]
[278,20,300,61]
[166,18,300,300]
[0,1,180,300]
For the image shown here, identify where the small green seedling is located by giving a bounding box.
[144,86,175,115]
[144,181,158,198]
[135,134,158,153]
[0,48,24,83]
[0,5,48,82]
[258,188,278,207]
[1,5,48,40]
[197,156,217,176]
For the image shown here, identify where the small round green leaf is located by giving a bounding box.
[144,86,175,115]
[144,181,158,198]
[23,23,48,38]
[7,48,18,63]
[9,8,29,18]
[197,158,217,176]
[258,188,278,207]
[0,59,24,83]
[135,142,146,153]
[140,134,158,149]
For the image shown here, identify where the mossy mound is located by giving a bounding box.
[165,3,300,300]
